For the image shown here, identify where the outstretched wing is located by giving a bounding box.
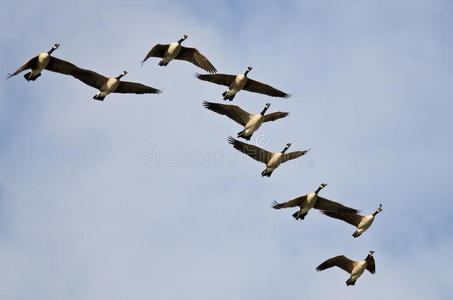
[281,149,310,164]
[272,195,307,209]
[321,211,363,227]
[196,73,236,87]
[316,255,355,274]
[177,47,217,73]
[227,136,273,164]
[243,78,290,98]
[8,56,38,78]
[263,111,289,122]
[70,67,109,89]
[46,57,78,75]
[202,101,251,125]
[314,197,359,214]
[142,44,169,64]
[116,81,162,94]
[366,256,376,274]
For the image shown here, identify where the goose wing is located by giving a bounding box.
[366,256,376,274]
[70,68,109,89]
[281,149,310,163]
[116,81,162,94]
[177,47,217,73]
[272,195,307,209]
[202,101,251,125]
[142,44,169,64]
[314,197,359,214]
[263,111,289,122]
[45,57,78,75]
[320,211,363,227]
[8,56,38,78]
[196,73,236,87]
[316,255,355,274]
[243,78,290,98]
[227,136,272,164]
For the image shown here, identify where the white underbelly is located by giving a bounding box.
[32,52,50,74]
[163,43,181,61]
[100,78,119,94]
[244,115,263,135]
[228,75,247,93]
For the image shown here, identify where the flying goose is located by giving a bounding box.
[70,69,161,101]
[316,251,376,286]
[322,204,383,238]
[197,67,290,101]
[272,184,358,220]
[203,101,289,140]
[227,137,309,177]
[142,35,217,73]
[7,44,77,81]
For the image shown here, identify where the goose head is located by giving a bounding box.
[368,250,375,257]
[178,35,188,43]
[116,70,128,79]
[315,183,327,194]
[281,143,291,153]
[260,103,271,115]
[372,204,383,216]
[48,43,60,54]
[244,66,253,76]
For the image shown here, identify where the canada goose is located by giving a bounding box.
[272,184,358,220]
[227,137,309,177]
[197,67,290,101]
[70,69,161,101]
[322,204,383,238]
[7,44,77,81]
[142,35,217,73]
[316,251,376,286]
[203,101,289,140]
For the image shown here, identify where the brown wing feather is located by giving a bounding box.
[314,197,358,214]
[243,78,290,98]
[281,149,310,164]
[202,101,250,125]
[176,47,217,73]
[263,112,289,122]
[8,56,38,78]
[196,73,236,87]
[45,57,78,75]
[272,195,307,209]
[366,256,376,274]
[142,44,169,64]
[321,211,363,227]
[316,255,355,274]
[227,136,272,164]
[70,67,109,89]
[115,81,162,94]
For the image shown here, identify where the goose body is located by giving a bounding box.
[203,102,288,140]
[197,67,290,101]
[8,44,77,81]
[160,41,182,65]
[142,35,216,73]
[322,204,382,237]
[95,76,122,99]
[227,137,309,177]
[316,251,376,286]
[223,72,249,100]
[272,184,358,220]
[70,69,161,101]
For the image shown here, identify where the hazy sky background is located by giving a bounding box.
[1,0,452,299]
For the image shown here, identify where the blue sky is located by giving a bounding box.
[1,0,452,299]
